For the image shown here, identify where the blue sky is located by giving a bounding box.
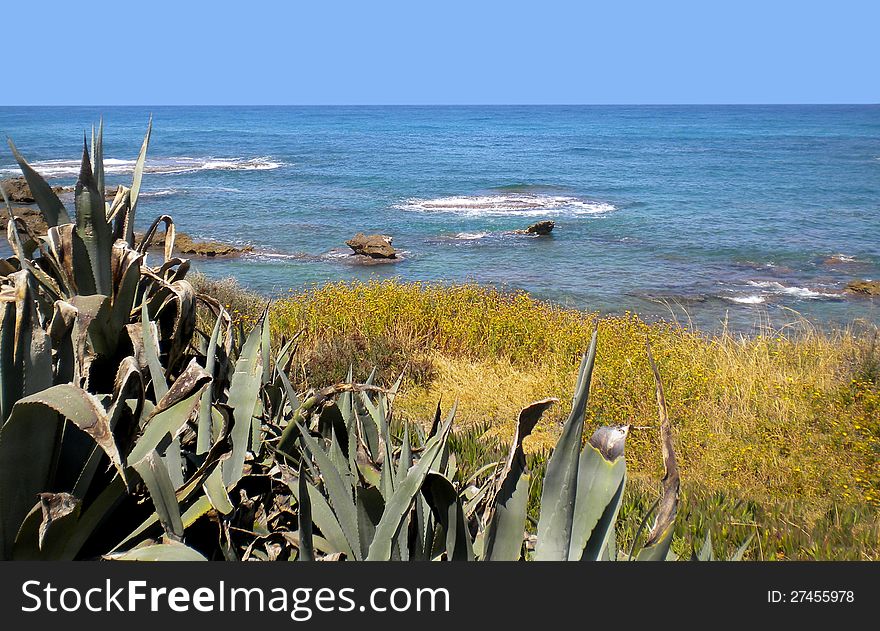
[4,0,877,104]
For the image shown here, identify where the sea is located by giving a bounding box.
[1,105,878,333]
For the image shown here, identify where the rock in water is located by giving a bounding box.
[345,233,397,259]
[511,220,555,236]
[1,177,33,203]
[137,231,253,258]
[1,177,67,203]
[846,280,880,296]
[525,220,555,235]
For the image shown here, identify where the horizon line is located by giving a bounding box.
[1,103,878,108]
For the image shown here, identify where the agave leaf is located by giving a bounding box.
[141,299,168,400]
[0,270,53,425]
[126,360,210,465]
[124,117,152,245]
[0,292,17,426]
[483,398,556,561]
[286,471,354,559]
[154,280,197,372]
[203,466,233,515]
[580,470,627,561]
[356,485,384,559]
[74,139,113,295]
[106,356,145,455]
[6,139,72,227]
[106,540,207,561]
[132,450,184,541]
[730,532,755,561]
[278,360,300,412]
[260,308,271,383]
[429,400,442,438]
[109,241,143,340]
[197,310,225,454]
[694,531,714,561]
[570,426,629,561]
[0,402,63,559]
[637,342,680,561]
[138,214,175,261]
[92,119,104,198]
[356,401,380,461]
[162,437,185,489]
[19,384,126,480]
[222,321,263,486]
[534,331,598,561]
[13,492,82,560]
[47,224,97,295]
[328,425,351,486]
[297,426,361,559]
[2,207,65,305]
[422,472,474,561]
[365,416,452,561]
[395,425,412,487]
[297,460,315,561]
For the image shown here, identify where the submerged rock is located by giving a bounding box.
[822,255,863,267]
[345,233,397,259]
[846,280,880,296]
[512,220,555,236]
[1,177,65,204]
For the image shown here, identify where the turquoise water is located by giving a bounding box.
[1,105,878,331]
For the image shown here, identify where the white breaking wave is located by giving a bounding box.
[396,193,615,217]
[139,189,179,198]
[746,281,840,300]
[0,156,284,178]
[726,295,766,305]
[454,232,490,240]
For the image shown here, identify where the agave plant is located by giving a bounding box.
[0,121,276,560]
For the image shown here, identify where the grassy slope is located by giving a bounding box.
[194,275,880,559]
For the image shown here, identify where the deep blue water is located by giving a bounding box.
[1,105,878,332]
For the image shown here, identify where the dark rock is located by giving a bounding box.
[525,220,555,235]
[512,220,555,236]
[846,280,880,296]
[345,233,397,259]
[1,177,65,204]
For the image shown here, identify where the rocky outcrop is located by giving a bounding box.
[5,204,252,259]
[1,177,66,204]
[174,234,253,257]
[846,280,880,296]
[142,231,254,258]
[345,233,397,259]
[4,206,48,234]
[512,220,555,236]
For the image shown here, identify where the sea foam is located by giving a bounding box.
[726,295,766,304]
[0,156,283,178]
[396,193,615,217]
[745,281,841,300]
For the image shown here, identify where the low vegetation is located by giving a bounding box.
[192,275,880,559]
